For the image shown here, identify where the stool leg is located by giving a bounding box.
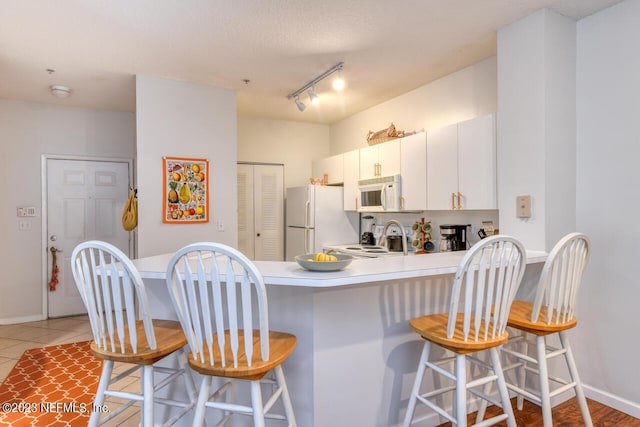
[403,341,431,427]
[560,331,593,427]
[490,347,516,427]
[274,365,297,427]
[455,354,467,427]
[250,380,266,427]
[516,332,528,411]
[193,376,212,427]
[536,335,552,427]
[142,365,154,427]
[178,348,197,402]
[89,360,113,427]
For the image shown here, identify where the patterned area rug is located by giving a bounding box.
[0,341,101,426]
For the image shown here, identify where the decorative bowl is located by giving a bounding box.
[294,253,354,272]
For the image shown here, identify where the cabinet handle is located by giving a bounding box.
[458,192,462,210]
[400,196,405,210]
[451,193,456,210]
[355,197,358,211]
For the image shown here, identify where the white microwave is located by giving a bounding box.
[358,174,402,212]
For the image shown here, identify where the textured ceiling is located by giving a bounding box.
[0,0,623,124]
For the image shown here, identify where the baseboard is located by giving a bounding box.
[0,314,45,325]
[584,384,640,419]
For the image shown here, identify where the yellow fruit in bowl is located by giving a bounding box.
[313,253,337,262]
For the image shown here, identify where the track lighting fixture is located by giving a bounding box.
[294,96,306,112]
[287,62,344,112]
[308,86,320,105]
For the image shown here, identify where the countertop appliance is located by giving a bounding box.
[285,185,358,261]
[439,224,469,252]
[357,174,401,212]
[360,215,376,245]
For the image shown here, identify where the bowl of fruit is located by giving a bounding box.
[295,252,354,272]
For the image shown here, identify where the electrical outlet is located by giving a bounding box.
[216,220,225,232]
[19,220,31,230]
[517,195,531,218]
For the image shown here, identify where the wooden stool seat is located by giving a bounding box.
[187,330,296,380]
[403,236,526,427]
[410,313,509,354]
[71,241,197,427]
[166,242,297,426]
[90,319,188,365]
[507,300,577,336]
[492,232,593,427]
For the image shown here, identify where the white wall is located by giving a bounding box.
[330,57,497,154]
[0,100,135,323]
[136,76,237,257]
[237,117,330,189]
[497,9,577,252]
[575,0,640,412]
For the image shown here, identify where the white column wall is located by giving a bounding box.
[497,9,577,252]
[136,76,237,257]
[576,0,640,413]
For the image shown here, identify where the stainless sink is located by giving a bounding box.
[325,245,402,257]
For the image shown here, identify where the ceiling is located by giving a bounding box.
[0,0,622,124]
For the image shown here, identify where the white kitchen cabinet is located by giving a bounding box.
[359,139,401,179]
[343,150,360,211]
[237,163,284,260]
[427,114,496,210]
[312,153,344,185]
[400,132,427,211]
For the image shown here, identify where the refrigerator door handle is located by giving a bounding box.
[304,228,309,253]
[304,199,311,228]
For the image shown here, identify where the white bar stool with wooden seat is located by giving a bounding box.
[490,232,593,427]
[165,242,297,427]
[71,240,197,427]
[403,235,526,427]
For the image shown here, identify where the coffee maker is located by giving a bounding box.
[439,224,469,252]
[360,215,376,245]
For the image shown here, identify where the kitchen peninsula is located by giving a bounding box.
[133,250,546,427]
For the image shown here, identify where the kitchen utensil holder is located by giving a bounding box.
[413,218,432,255]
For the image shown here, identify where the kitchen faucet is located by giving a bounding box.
[380,220,408,255]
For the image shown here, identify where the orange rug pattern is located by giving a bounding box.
[0,341,102,426]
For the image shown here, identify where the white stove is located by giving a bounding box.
[324,244,405,258]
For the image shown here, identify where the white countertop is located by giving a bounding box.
[133,250,547,288]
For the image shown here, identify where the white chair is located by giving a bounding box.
[403,235,526,427]
[496,232,593,427]
[71,240,197,427]
[165,242,297,427]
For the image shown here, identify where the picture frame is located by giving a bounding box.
[162,156,209,224]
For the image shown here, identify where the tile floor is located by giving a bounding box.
[0,315,146,426]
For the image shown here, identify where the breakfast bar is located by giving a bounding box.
[132,250,547,427]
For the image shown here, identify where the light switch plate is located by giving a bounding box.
[517,195,531,218]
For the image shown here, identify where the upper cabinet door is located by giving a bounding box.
[378,139,401,177]
[458,114,496,210]
[400,132,427,211]
[427,123,458,210]
[343,150,360,211]
[359,139,401,180]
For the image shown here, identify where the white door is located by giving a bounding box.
[237,163,284,261]
[47,158,131,318]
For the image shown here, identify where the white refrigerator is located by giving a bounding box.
[285,185,359,261]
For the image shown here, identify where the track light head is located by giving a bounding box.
[294,96,306,112]
[332,74,345,91]
[308,86,320,105]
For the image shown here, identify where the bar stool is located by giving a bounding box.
[403,235,526,427]
[165,242,297,427]
[494,232,593,427]
[71,240,197,427]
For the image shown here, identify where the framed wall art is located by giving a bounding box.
[163,156,209,224]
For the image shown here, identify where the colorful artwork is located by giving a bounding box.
[163,157,209,223]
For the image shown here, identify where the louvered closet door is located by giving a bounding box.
[237,163,255,259]
[253,164,284,261]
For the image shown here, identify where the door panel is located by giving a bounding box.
[47,159,130,318]
[427,123,458,210]
[237,164,255,258]
[254,165,284,261]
